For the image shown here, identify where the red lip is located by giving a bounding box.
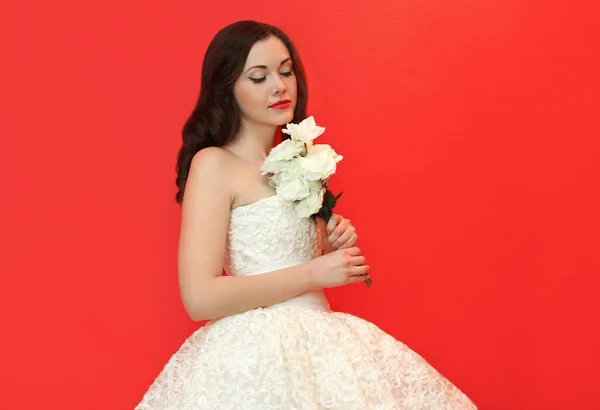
[269,99,291,108]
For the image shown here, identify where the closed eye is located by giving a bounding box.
[249,77,266,84]
[249,70,294,84]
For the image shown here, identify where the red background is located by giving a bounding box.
[1,1,599,409]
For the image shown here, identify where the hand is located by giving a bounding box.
[305,247,370,290]
[326,214,358,250]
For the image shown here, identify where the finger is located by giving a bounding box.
[326,214,339,235]
[344,246,361,256]
[338,235,358,249]
[326,214,346,235]
[349,272,370,283]
[352,265,370,276]
[333,230,354,248]
[329,220,350,243]
[349,255,366,267]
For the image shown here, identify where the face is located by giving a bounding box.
[233,36,298,129]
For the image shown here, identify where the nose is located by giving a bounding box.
[273,74,287,95]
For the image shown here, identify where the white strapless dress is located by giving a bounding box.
[135,195,477,409]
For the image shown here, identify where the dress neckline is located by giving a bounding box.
[230,194,279,214]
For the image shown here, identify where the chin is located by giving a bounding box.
[278,110,295,124]
[279,114,294,125]
[265,113,294,127]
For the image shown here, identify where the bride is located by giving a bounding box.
[135,20,477,409]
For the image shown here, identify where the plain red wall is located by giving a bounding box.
[1,0,599,409]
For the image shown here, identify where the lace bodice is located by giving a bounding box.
[224,195,322,276]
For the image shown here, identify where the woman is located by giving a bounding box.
[136,20,477,409]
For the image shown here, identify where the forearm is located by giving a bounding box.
[190,264,313,321]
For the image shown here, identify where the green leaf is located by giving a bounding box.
[318,205,332,223]
[316,189,344,223]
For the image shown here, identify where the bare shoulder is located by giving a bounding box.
[190,146,235,176]
[186,147,236,198]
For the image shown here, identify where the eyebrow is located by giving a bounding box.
[244,58,292,74]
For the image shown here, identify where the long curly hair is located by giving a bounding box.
[175,20,309,204]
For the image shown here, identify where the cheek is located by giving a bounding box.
[234,84,262,113]
[288,78,298,98]
[284,78,298,112]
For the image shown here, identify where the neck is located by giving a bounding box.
[227,121,281,165]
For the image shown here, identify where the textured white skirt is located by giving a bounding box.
[135,261,477,410]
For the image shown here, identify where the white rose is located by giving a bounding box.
[260,139,304,175]
[268,172,280,188]
[295,186,325,218]
[277,178,310,201]
[298,144,343,181]
[282,116,326,144]
[261,158,288,175]
[274,161,311,201]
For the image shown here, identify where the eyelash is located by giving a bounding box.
[249,71,294,84]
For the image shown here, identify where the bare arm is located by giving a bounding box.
[177,148,312,322]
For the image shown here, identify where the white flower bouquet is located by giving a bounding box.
[260,116,343,223]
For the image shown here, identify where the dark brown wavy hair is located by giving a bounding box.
[175,20,308,204]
